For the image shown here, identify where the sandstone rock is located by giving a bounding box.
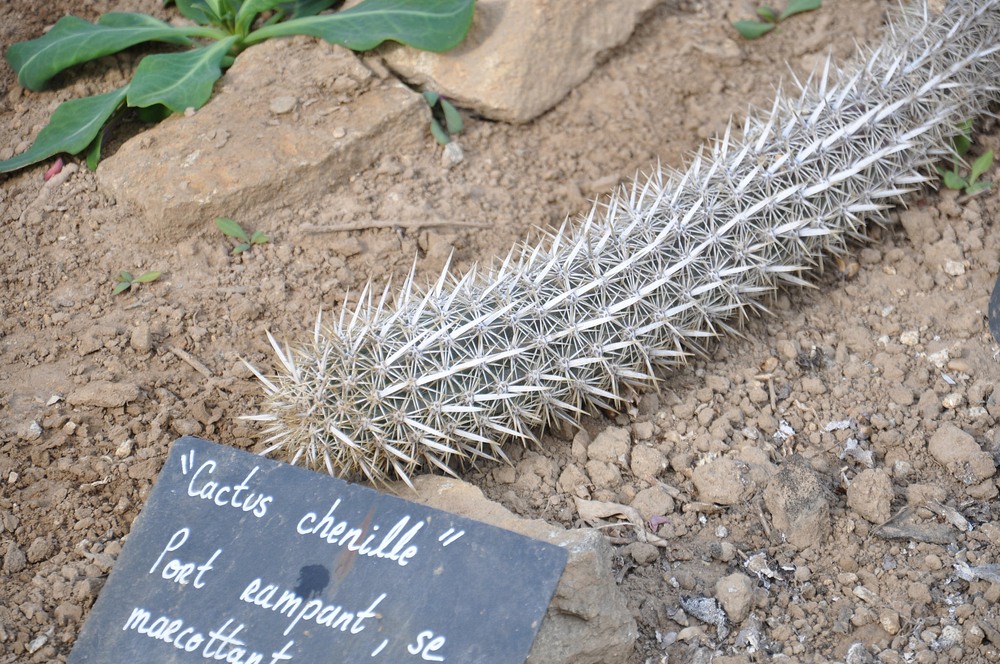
[67,381,140,408]
[98,38,425,240]
[3,541,27,574]
[398,475,637,664]
[763,455,831,550]
[847,468,894,524]
[375,0,663,122]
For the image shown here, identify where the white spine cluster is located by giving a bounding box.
[247,1,1000,485]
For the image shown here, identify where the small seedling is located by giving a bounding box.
[113,269,161,295]
[938,120,994,195]
[1,0,476,174]
[733,0,821,39]
[216,216,270,255]
[423,91,464,145]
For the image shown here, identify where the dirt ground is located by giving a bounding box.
[2,0,999,662]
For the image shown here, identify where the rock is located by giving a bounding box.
[587,427,630,465]
[630,445,667,479]
[847,469,894,524]
[98,38,424,240]
[130,324,153,353]
[715,572,754,623]
[399,475,637,664]
[927,424,996,484]
[26,537,53,563]
[691,457,752,505]
[375,0,662,122]
[67,381,140,408]
[3,541,27,573]
[630,485,675,520]
[763,455,831,550]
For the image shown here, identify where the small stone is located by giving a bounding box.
[18,420,42,441]
[130,324,153,352]
[269,95,297,114]
[626,542,659,565]
[763,455,831,550]
[715,572,754,623]
[588,427,630,464]
[943,260,965,276]
[631,421,655,442]
[3,542,27,573]
[941,392,964,409]
[928,424,996,483]
[441,141,464,168]
[630,445,666,479]
[880,608,901,635]
[847,468,893,523]
[26,537,53,563]
[630,485,675,520]
[692,457,752,505]
[900,330,920,346]
[67,381,141,408]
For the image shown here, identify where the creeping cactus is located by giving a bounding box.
[247,1,1000,486]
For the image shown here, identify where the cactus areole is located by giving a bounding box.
[246,1,1000,486]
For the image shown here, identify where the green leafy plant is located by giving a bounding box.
[1,0,476,174]
[112,269,162,295]
[938,119,994,195]
[422,90,463,145]
[733,0,821,39]
[216,216,270,254]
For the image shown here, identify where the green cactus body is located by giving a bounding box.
[247,1,1000,485]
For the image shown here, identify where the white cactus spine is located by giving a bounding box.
[246,1,1000,486]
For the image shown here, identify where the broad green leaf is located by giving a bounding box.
[235,0,284,35]
[233,242,252,255]
[250,230,270,244]
[440,97,463,135]
[112,281,132,295]
[167,0,217,26]
[942,170,967,190]
[245,0,476,52]
[969,150,994,183]
[422,90,440,106]
[755,6,778,23]
[966,181,991,195]
[953,132,971,157]
[127,37,238,112]
[215,217,249,241]
[118,271,134,282]
[5,14,192,90]
[136,271,162,283]
[85,128,104,170]
[0,86,128,173]
[779,0,821,21]
[429,118,450,145]
[732,20,775,39]
[278,0,342,19]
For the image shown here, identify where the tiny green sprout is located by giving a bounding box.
[215,217,270,255]
[938,120,994,196]
[113,269,161,295]
[423,91,464,145]
[733,0,822,40]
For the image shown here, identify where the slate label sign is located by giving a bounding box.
[70,436,567,664]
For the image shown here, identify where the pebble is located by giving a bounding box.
[67,381,140,408]
[715,572,754,623]
[927,424,996,482]
[900,330,920,346]
[630,485,675,520]
[587,427,630,464]
[626,542,659,565]
[763,456,831,549]
[630,445,666,479]
[441,141,464,168]
[130,324,153,353]
[691,457,751,505]
[941,392,964,409]
[269,96,297,114]
[846,468,893,523]
[3,541,27,573]
[26,537,53,563]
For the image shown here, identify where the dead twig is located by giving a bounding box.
[170,346,214,378]
[301,219,491,234]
